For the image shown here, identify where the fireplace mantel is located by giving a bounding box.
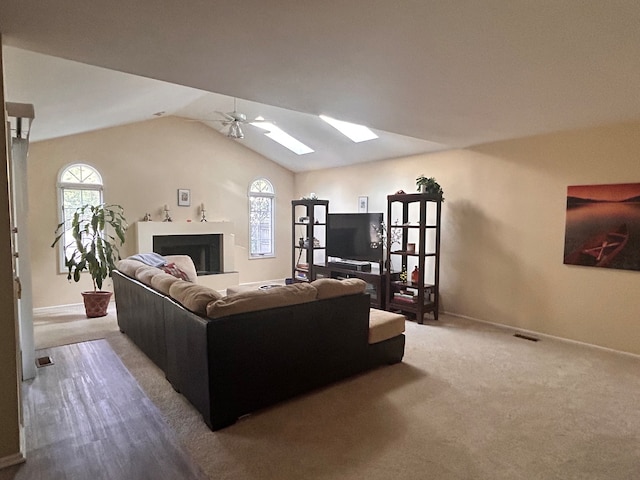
[132,221,239,290]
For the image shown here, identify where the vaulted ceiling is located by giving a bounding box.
[2,1,640,172]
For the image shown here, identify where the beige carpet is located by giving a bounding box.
[98,314,640,480]
[32,305,640,479]
[33,302,119,349]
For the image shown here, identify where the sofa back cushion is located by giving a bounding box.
[311,278,367,300]
[163,255,198,282]
[169,281,223,316]
[207,283,317,319]
[150,272,182,295]
[116,258,147,277]
[135,265,164,286]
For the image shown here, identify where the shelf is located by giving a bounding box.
[388,300,436,311]
[390,251,436,257]
[386,192,441,323]
[292,199,328,283]
[391,224,438,229]
[392,281,435,290]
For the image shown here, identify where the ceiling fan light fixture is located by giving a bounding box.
[227,121,244,139]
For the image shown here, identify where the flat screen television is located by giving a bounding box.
[326,213,384,263]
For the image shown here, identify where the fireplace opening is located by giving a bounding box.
[153,234,222,275]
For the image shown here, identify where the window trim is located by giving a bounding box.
[56,163,104,273]
[248,178,275,259]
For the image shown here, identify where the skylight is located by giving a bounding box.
[250,122,314,155]
[319,115,379,143]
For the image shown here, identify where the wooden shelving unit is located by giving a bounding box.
[291,199,329,282]
[385,193,442,322]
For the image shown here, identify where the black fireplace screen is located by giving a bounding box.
[153,234,222,274]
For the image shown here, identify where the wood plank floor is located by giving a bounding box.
[0,340,208,480]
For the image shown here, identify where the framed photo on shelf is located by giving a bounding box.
[178,188,191,207]
[358,196,368,213]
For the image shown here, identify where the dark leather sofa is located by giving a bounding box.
[112,270,405,430]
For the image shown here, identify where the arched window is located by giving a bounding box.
[57,164,104,268]
[249,178,275,258]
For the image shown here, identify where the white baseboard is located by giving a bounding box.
[443,310,640,360]
[33,300,116,314]
[0,451,25,470]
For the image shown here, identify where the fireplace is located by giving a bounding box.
[153,234,222,274]
[134,221,238,289]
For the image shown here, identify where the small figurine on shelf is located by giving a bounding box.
[411,266,420,285]
[142,212,152,222]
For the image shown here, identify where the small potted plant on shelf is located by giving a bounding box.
[415,175,445,201]
[51,204,127,318]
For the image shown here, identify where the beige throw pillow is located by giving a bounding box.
[311,278,367,299]
[169,281,223,316]
[163,255,198,282]
[207,283,317,319]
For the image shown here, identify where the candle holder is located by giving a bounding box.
[200,208,208,222]
[163,206,172,222]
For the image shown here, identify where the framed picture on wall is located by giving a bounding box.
[563,182,640,271]
[178,188,191,207]
[358,196,368,213]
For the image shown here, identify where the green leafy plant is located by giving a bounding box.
[51,204,127,291]
[416,175,444,201]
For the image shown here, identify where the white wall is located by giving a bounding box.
[295,121,640,356]
[27,116,294,308]
[0,38,23,468]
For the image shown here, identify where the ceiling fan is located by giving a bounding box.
[209,98,265,139]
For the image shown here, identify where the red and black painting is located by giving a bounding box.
[564,183,640,271]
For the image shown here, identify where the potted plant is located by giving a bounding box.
[416,175,445,201]
[51,203,127,318]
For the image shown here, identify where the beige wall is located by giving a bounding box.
[0,38,23,466]
[295,121,640,356]
[27,116,293,308]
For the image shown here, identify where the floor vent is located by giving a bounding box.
[514,333,539,342]
[36,356,54,367]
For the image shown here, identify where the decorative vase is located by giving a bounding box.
[81,291,113,318]
[411,266,419,285]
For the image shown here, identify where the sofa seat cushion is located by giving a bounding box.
[163,255,198,282]
[368,309,405,344]
[207,283,317,319]
[169,281,223,316]
[151,272,182,295]
[135,265,164,286]
[311,278,367,300]
[116,258,147,277]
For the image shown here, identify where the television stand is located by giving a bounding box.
[314,263,398,310]
[327,259,372,272]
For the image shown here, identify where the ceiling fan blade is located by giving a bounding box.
[215,111,236,122]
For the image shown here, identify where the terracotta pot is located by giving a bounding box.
[81,291,113,318]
